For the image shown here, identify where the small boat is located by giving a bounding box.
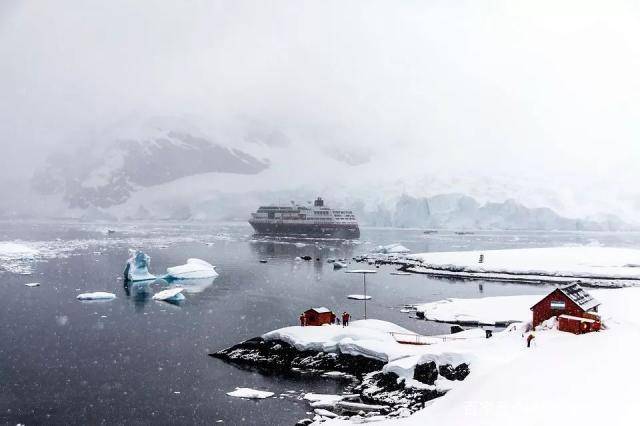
[390,271,412,276]
[333,261,347,269]
[259,259,268,264]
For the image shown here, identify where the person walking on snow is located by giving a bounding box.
[526,329,536,348]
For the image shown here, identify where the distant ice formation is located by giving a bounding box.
[124,250,156,281]
[374,243,411,254]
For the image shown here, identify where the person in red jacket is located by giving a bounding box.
[342,312,350,327]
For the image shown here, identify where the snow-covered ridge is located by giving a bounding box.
[407,246,640,286]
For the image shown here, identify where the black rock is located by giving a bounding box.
[413,361,438,385]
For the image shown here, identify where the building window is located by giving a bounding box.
[550,300,565,310]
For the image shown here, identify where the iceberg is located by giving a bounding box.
[77,292,116,301]
[152,287,185,301]
[123,250,156,282]
[165,258,218,280]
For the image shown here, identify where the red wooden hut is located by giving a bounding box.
[530,283,601,331]
[304,307,335,326]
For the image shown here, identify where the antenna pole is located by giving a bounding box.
[363,274,367,319]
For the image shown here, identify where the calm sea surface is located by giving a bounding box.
[2,222,640,425]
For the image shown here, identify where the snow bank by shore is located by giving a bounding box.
[416,295,540,325]
[263,320,425,362]
[407,246,640,287]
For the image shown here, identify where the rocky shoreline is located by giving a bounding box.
[211,337,469,423]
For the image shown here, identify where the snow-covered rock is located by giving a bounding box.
[263,320,425,363]
[124,250,156,282]
[166,258,218,280]
[226,387,274,399]
[77,292,116,301]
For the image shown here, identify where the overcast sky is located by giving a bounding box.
[2,0,640,188]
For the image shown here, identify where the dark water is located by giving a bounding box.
[1,222,639,425]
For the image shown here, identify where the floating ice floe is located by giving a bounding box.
[165,258,218,280]
[226,387,274,399]
[77,292,116,301]
[123,250,156,282]
[152,287,185,301]
[24,282,41,287]
[347,294,372,300]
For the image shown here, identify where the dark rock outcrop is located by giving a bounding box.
[211,337,383,377]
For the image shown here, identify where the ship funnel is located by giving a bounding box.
[314,197,324,207]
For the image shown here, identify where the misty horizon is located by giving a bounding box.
[2,1,640,226]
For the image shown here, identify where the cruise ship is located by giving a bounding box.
[249,197,360,239]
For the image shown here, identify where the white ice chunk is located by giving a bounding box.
[347,294,372,300]
[77,292,116,300]
[124,250,156,282]
[152,287,185,301]
[226,387,274,399]
[166,258,218,279]
[374,243,411,254]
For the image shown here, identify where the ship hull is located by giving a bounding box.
[249,221,360,239]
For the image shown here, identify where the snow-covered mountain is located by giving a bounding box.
[31,129,268,209]
[14,117,635,231]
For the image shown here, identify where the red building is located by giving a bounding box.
[558,314,601,334]
[530,283,600,329]
[304,307,335,326]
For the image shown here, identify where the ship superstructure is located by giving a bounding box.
[249,197,360,239]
